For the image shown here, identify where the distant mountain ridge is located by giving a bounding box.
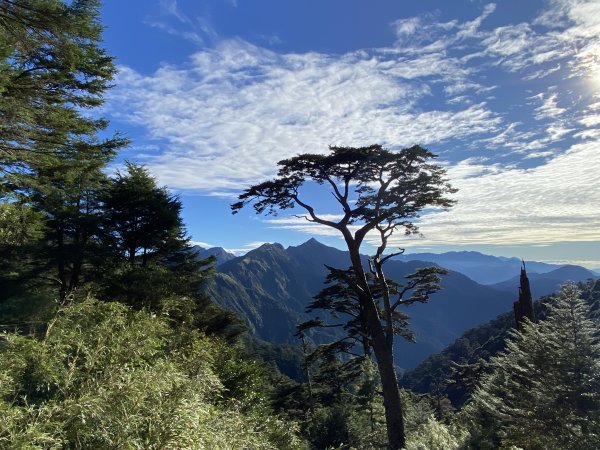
[394,251,565,285]
[204,239,517,370]
[193,246,237,266]
[201,239,597,370]
[490,265,597,297]
[195,244,594,285]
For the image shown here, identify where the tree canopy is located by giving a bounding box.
[0,0,125,191]
[469,283,600,449]
[0,0,126,317]
[233,144,455,243]
[99,163,188,267]
[234,144,456,450]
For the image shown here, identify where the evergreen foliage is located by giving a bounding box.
[233,144,455,450]
[303,357,388,450]
[299,265,446,360]
[27,144,113,302]
[0,0,125,310]
[403,416,468,450]
[468,282,600,449]
[0,0,126,188]
[400,310,514,407]
[0,203,44,246]
[99,163,188,268]
[96,164,208,307]
[93,163,245,340]
[402,279,600,408]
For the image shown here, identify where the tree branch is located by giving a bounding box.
[293,194,342,229]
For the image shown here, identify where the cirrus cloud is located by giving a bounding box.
[105,0,600,250]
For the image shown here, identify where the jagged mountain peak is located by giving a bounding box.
[204,238,519,369]
[296,237,322,247]
[191,245,236,266]
[290,237,338,252]
[246,242,285,255]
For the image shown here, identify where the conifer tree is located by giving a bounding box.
[0,0,126,312]
[0,0,125,190]
[97,164,244,340]
[233,144,455,449]
[470,283,600,449]
[99,163,189,268]
[298,265,446,359]
[97,164,207,307]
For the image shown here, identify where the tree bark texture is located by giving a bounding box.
[372,332,406,449]
[347,241,406,450]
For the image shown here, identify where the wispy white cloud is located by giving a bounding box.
[264,216,362,240]
[523,64,562,81]
[145,0,218,46]
[190,240,218,248]
[107,36,504,191]
[392,4,496,53]
[110,0,600,189]
[260,138,600,250]
[192,239,270,256]
[530,92,566,120]
[264,214,345,224]
[385,139,600,247]
[225,241,272,255]
[580,114,600,127]
[107,0,600,250]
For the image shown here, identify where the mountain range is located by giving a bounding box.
[202,239,509,370]
[490,265,597,296]
[198,239,597,370]
[193,246,237,266]
[393,251,569,285]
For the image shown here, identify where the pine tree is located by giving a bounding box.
[99,163,189,267]
[96,164,244,341]
[470,283,600,449]
[0,0,126,190]
[0,0,126,316]
[28,143,114,302]
[97,163,208,310]
[233,144,455,449]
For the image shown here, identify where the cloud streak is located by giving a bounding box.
[106,0,600,248]
[259,138,600,250]
[107,37,504,191]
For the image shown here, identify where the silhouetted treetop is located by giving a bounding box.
[232,145,456,243]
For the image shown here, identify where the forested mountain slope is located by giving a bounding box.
[400,278,600,406]
[205,239,516,369]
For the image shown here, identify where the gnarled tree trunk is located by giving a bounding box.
[347,240,405,450]
[371,331,406,449]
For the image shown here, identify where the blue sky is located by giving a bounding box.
[99,0,600,268]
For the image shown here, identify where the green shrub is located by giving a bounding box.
[0,299,304,449]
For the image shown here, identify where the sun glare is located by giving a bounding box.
[583,44,600,88]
